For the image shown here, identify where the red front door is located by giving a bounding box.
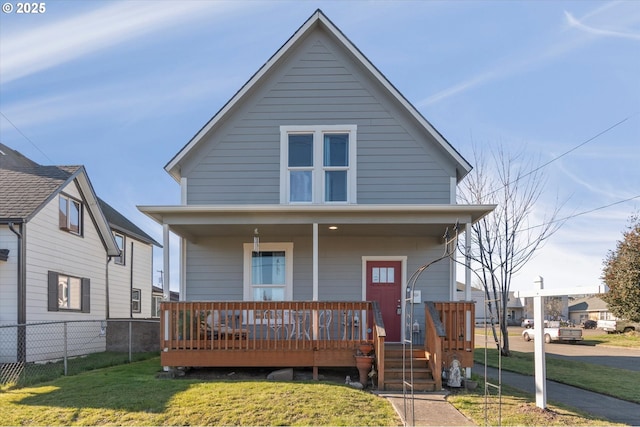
[366,260,402,342]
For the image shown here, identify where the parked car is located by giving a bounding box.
[521,319,534,328]
[597,319,640,333]
[521,319,548,328]
[522,327,583,343]
[581,319,597,329]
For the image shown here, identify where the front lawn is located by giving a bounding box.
[474,348,640,403]
[0,358,400,426]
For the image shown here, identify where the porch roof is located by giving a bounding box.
[138,204,495,240]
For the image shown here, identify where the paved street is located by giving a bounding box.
[479,327,640,371]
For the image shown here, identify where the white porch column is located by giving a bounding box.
[465,222,472,301]
[163,224,170,301]
[313,223,318,301]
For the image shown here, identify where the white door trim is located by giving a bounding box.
[361,256,407,342]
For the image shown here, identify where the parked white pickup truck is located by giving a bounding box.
[597,319,640,333]
[522,327,583,343]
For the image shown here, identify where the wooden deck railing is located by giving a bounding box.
[424,301,475,390]
[160,301,374,373]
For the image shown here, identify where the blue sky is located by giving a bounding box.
[1,1,638,292]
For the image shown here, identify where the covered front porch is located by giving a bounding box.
[160,300,475,390]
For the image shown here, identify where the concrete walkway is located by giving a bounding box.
[378,391,476,426]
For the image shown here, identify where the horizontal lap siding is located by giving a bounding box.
[25,181,107,322]
[185,29,453,205]
[184,235,450,303]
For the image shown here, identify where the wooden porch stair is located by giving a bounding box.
[382,343,437,392]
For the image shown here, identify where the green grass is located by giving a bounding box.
[1,351,158,390]
[448,377,624,426]
[1,356,626,426]
[0,358,400,426]
[582,331,640,348]
[474,348,640,403]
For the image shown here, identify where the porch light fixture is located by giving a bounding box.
[253,228,259,252]
[329,226,338,230]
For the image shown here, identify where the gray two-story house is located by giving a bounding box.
[140,10,493,390]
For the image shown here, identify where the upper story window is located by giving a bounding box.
[114,233,125,265]
[59,194,82,235]
[280,125,357,204]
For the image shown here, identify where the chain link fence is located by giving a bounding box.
[0,319,159,389]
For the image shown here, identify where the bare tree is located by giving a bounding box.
[459,144,563,356]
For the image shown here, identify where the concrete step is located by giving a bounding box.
[383,377,437,392]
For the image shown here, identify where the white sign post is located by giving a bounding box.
[514,278,606,409]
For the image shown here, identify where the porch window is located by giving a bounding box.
[280,125,357,204]
[243,243,293,301]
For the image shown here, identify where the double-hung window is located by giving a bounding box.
[281,125,357,204]
[243,243,293,301]
[131,288,141,313]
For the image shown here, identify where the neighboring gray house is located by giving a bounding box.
[139,10,494,343]
[568,295,612,324]
[0,143,158,363]
[458,283,525,325]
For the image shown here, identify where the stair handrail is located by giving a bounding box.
[425,301,446,390]
[372,301,386,390]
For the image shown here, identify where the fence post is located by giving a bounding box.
[128,320,132,363]
[63,322,68,376]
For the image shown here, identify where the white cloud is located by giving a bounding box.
[0,1,243,84]
[418,2,639,107]
[564,11,640,41]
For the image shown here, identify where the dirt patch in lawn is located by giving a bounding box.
[172,366,361,385]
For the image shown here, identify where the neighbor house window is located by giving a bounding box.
[59,195,82,235]
[152,295,162,318]
[131,288,141,313]
[48,271,89,312]
[114,233,125,265]
[280,125,357,204]
[243,242,293,301]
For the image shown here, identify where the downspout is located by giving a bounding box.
[105,256,112,319]
[8,222,26,363]
[129,241,134,318]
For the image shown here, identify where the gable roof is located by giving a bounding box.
[0,143,118,256]
[165,9,472,183]
[98,198,161,247]
[569,295,609,312]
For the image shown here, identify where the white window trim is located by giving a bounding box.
[280,125,357,204]
[132,288,141,313]
[243,242,294,301]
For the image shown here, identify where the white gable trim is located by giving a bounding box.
[73,169,120,257]
[165,9,471,182]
